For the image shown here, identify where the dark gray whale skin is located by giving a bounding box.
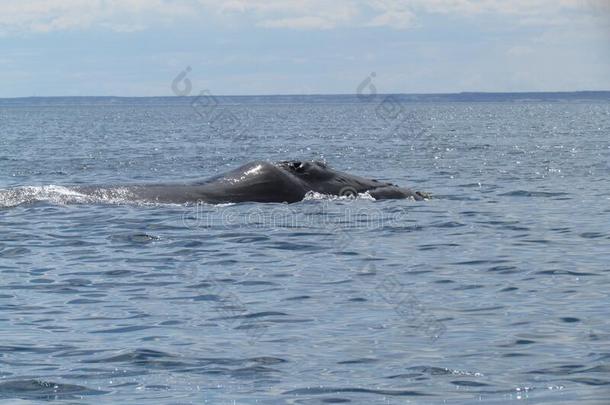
[74,160,427,204]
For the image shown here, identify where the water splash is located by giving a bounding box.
[0,185,136,208]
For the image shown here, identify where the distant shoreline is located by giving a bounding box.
[2,91,610,105]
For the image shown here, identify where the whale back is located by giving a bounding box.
[71,160,425,204]
[197,161,308,203]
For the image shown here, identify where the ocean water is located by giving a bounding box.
[0,96,609,404]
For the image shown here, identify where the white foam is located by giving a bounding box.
[0,185,139,208]
[302,190,376,201]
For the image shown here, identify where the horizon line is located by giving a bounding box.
[2,90,610,100]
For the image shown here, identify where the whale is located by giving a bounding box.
[72,160,427,204]
[0,160,427,207]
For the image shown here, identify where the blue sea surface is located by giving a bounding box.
[0,96,609,404]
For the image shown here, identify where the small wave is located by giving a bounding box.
[283,386,430,397]
[183,201,235,208]
[498,190,570,198]
[0,379,106,400]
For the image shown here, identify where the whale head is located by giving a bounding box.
[275,160,424,200]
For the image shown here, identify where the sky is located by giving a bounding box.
[1,0,609,97]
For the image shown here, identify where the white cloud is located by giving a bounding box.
[257,16,337,30]
[206,0,360,29]
[365,0,416,29]
[366,10,416,29]
[0,0,194,34]
[408,0,583,16]
[0,0,604,34]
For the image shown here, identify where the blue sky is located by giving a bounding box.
[1,0,609,97]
